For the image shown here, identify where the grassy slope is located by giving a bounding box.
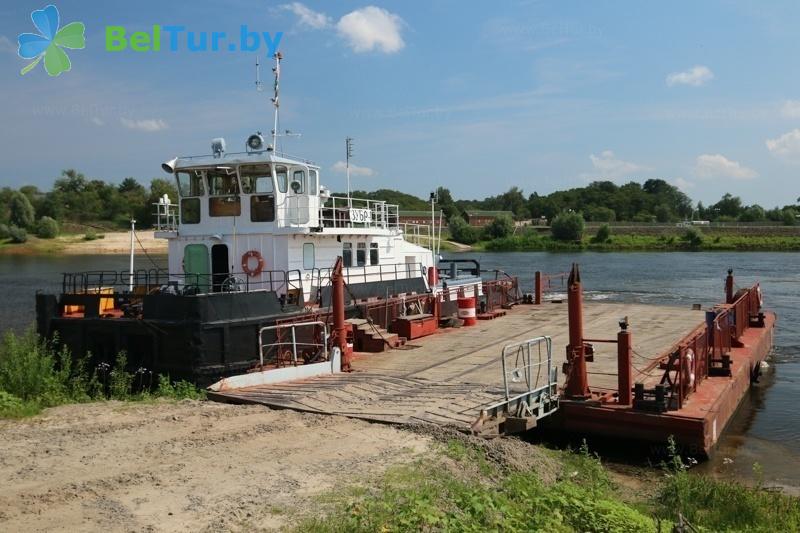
[297,436,800,532]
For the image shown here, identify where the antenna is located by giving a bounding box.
[255,56,264,92]
[346,137,354,205]
[271,51,282,151]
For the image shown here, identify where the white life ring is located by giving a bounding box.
[684,349,696,389]
[756,286,763,308]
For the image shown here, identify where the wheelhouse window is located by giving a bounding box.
[240,165,275,222]
[290,170,306,194]
[342,242,353,267]
[303,243,315,270]
[176,170,204,224]
[309,170,318,195]
[275,166,288,193]
[207,168,241,217]
[370,242,379,265]
[356,242,366,267]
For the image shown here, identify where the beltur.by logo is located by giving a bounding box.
[17,4,86,77]
[105,25,283,55]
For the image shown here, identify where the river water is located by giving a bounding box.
[0,251,798,490]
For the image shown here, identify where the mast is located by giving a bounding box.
[345,137,353,207]
[271,51,282,151]
[128,218,136,292]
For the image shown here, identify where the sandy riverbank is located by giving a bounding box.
[0,231,167,256]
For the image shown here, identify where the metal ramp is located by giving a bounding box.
[208,336,559,435]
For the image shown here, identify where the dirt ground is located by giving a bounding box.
[0,400,434,532]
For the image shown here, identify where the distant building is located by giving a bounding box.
[398,210,442,225]
[464,210,514,227]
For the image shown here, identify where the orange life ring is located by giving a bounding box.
[241,250,265,277]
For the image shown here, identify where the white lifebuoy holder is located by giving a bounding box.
[684,349,696,390]
[756,286,763,308]
[241,250,265,277]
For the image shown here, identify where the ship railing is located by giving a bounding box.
[319,196,400,230]
[152,201,179,231]
[655,283,763,410]
[311,262,425,294]
[482,277,521,311]
[400,222,435,249]
[61,268,303,298]
[258,321,329,369]
[473,336,559,435]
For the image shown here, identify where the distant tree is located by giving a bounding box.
[485,214,514,239]
[782,208,797,226]
[592,224,612,243]
[550,212,585,241]
[653,205,674,223]
[448,215,480,245]
[435,186,458,222]
[7,224,27,243]
[711,193,743,219]
[36,216,59,238]
[9,192,35,229]
[738,205,766,222]
[585,205,616,222]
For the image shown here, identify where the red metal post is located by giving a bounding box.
[534,271,543,305]
[565,263,590,399]
[331,257,351,371]
[725,269,734,304]
[617,322,632,406]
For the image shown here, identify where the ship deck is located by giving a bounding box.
[209,301,703,427]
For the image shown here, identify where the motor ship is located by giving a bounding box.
[34,53,490,384]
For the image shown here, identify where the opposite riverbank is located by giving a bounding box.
[0,231,167,256]
[472,231,800,252]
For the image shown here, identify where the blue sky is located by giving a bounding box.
[1,1,800,207]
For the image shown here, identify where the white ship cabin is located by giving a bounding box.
[153,136,436,305]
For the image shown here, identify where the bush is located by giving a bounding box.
[0,223,9,240]
[592,224,612,243]
[448,216,480,245]
[9,191,35,229]
[485,214,514,240]
[683,227,703,247]
[586,206,616,222]
[782,209,798,226]
[7,224,27,244]
[83,229,104,241]
[36,216,59,239]
[551,212,585,241]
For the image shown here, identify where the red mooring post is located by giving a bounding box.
[725,269,734,304]
[534,271,543,305]
[565,263,591,399]
[331,257,351,371]
[617,321,633,406]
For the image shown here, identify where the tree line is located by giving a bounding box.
[0,170,177,243]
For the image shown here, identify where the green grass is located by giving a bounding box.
[295,436,800,533]
[0,329,205,418]
[477,232,800,252]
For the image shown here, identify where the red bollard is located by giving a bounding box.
[565,263,591,399]
[534,271,543,305]
[725,269,734,304]
[331,256,352,371]
[617,322,633,406]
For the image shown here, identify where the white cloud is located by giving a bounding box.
[666,65,714,87]
[673,177,694,191]
[331,160,375,176]
[693,154,757,180]
[336,6,405,54]
[120,117,168,132]
[766,128,800,159]
[0,35,16,54]
[587,150,649,179]
[281,2,331,30]
[781,100,800,118]
[91,117,104,126]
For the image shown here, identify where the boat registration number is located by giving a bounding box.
[349,208,372,223]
